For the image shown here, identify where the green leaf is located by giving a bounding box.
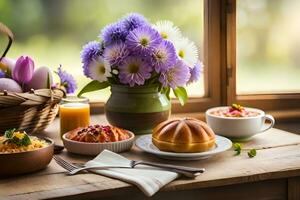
[248,149,257,158]
[161,87,171,100]
[4,129,15,139]
[233,143,241,151]
[233,143,242,155]
[77,80,110,97]
[4,130,31,146]
[107,73,120,84]
[11,137,22,146]
[165,87,171,100]
[148,73,159,84]
[158,84,163,92]
[47,71,51,89]
[21,134,31,146]
[173,87,188,106]
[11,134,31,146]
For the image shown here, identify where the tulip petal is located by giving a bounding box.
[12,56,35,84]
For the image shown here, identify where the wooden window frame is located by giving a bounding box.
[90,0,223,114]
[91,0,300,122]
[225,0,300,121]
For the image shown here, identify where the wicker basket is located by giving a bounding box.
[0,23,65,134]
[0,89,65,134]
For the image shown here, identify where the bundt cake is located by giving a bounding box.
[152,118,216,153]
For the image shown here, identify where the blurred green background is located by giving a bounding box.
[0,0,204,101]
[1,0,299,100]
[237,0,300,94]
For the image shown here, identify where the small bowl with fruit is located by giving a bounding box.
[62,124,135,156]
[205,104,275,140]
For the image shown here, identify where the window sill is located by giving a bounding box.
[89,100,300,123]
[174,109,300,123]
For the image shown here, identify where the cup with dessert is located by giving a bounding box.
[205,104,275,141]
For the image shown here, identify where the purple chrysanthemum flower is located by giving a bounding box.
[81,41,102,77]
[188,62,203,84]
[103,42,129,66]
[101,22,127,46]
[0,70,5,78]
[126,26,162,56]
[121,13,149,32]
[118,56,152,87]
[57,66,77,94]
[159,60,190,89]
[151,40,177,73]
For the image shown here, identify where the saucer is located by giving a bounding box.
[135,134,232,160]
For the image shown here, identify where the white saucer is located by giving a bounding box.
[135,135,232,160]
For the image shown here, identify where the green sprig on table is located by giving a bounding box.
[233,143,242,155]
[247,149,257,158]
[233,143,257,158]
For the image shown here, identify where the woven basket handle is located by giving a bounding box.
[0,22,14,62]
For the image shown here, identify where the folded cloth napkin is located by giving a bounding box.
[85,150,179,196]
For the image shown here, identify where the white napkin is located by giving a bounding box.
[85,150,179,196]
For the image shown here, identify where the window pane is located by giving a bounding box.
[237,0,300,94]
[0,0,204,100]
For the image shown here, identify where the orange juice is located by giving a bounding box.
[59,97,90,137]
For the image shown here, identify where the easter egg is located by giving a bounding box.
[0,78,22,93]
[27,66,53,90]
[0,57,15,74]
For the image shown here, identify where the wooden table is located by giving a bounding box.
[1,115,300,200]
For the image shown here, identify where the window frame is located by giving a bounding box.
[90,0,223,114]
[91,0,300,121]
[224,0,300,120]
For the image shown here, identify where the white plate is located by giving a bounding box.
[135,135,232,160]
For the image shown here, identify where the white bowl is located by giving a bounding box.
[62,131,135,156]
[205,106,275,140]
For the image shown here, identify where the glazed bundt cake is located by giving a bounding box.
[152,118,216,153]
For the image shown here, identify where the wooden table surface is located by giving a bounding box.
[1,115,300,200]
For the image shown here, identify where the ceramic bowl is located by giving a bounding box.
[205,107,275,140]
[62,131,135,156]
[0,137,54,177]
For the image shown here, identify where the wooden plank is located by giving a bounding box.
[99,179,287,200]
[2,142,300,199]
[4,178,287,200]
[241,128,300,149]
[288,177,300,200]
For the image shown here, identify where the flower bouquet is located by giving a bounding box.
[0,22,77,133]
[79,13,202,134]
[79,13,202,103]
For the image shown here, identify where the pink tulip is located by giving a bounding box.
[12,56,35,84]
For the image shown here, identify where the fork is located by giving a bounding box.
[53,155,128,171]
[53,156,204,178]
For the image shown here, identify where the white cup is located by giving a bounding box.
[205,107,275,140]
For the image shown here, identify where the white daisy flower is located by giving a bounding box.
[174,37,198,68]
[89,56,112,82]
[153,20,182,43]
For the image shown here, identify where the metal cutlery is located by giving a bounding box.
[130,160,205,173]
[53,155,204,178]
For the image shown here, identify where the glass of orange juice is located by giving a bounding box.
[59,96,90,138]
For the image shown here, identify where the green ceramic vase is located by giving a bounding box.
[105,84,171,135]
